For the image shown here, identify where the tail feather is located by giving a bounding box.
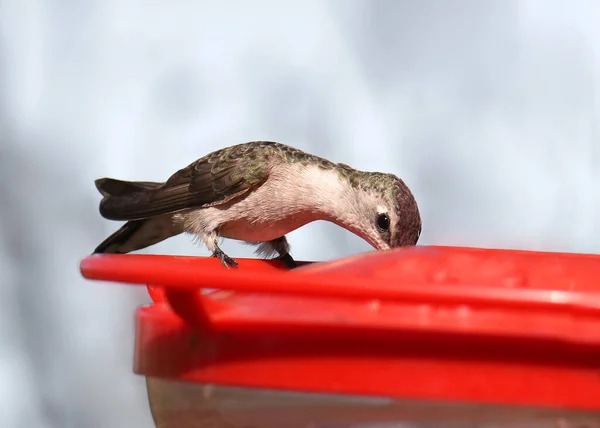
[95,178,163,197]
[94,220,145,253]
[93,216,184,254]
[95,177,167,221]
[93,177,183,254]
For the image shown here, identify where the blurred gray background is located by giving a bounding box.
[1,0,599,427]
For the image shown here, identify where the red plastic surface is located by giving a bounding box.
[80,246,600,411]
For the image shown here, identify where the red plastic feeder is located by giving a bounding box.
[80,246,600,427]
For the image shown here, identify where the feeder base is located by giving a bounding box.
[146,377,599,428]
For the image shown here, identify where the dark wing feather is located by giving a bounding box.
[98,154,270,221]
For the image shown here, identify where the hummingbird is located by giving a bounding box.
[93,141,422,268]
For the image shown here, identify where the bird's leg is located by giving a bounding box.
[270,236,297,269]
[210,239,238,268]
[252,237,297,269]
[277,252,297,269]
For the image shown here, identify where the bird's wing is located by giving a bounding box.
[98,155,270,221]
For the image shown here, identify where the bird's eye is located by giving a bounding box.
[376,213,390,232]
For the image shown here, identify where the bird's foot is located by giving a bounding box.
[211,246,238,268]
[276,253,297,269]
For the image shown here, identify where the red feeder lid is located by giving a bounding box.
[80,246,600,413]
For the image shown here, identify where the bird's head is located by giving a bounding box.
[339,170,422,251]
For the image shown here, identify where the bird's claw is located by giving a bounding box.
[211,247,238,268]
[277,253,297,269]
